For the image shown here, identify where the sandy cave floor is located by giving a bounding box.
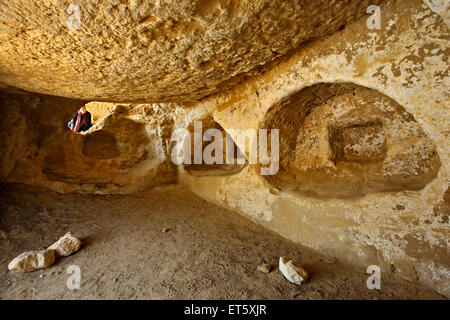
[0,183,445,300]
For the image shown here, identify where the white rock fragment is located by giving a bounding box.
[8,250,56,273]
[48,232,81,257]
[279,256,309,285]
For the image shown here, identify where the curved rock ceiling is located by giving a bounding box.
[0,0,382,102]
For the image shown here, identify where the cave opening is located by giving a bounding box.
[0,0,448,301]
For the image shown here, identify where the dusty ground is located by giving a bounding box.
[0,183,445,300]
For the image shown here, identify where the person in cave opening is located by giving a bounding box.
[68,105,92,133]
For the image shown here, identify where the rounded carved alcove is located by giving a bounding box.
[260,83,441,198]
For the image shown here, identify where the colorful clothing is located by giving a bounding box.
[71,111,92,132]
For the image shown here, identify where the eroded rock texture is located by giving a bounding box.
[8,250,56,273]
[178,0,450,296]
[0,0,381,102]
[0,92,179,193]
[182,116,247,176]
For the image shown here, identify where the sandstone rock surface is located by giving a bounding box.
[8,250,56,273]
[279,257,308,285]
[0,93,178,194]
[48,232,82,257]
[0,0,381,102]
[179,0,450,296]
[424,0,450,27]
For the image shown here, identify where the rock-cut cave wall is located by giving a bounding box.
[0,0,448,297]
[179,0,450,297]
